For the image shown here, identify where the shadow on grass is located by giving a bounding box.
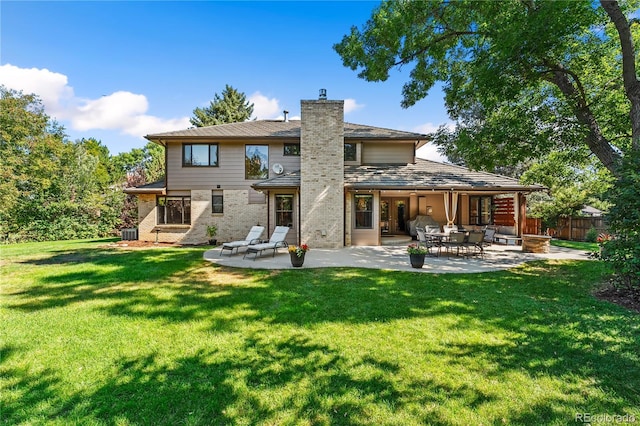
[3,245,640,424]
[31,333,404,425]
[1,344,64,425]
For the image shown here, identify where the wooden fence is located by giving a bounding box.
[555,217,607,241]
[523,218,542,235]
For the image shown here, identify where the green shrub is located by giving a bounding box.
[601,153,640,289]
[584,227,599,243]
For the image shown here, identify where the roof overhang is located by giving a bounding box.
[123,187,166,195]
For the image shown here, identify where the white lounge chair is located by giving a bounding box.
[220,226,265,256]
[243,226,290,260]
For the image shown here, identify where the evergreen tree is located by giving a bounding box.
[190,85,254,127]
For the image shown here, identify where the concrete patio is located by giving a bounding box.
[203,243,593,274]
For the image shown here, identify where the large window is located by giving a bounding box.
[157,196,191,225]
[469,195,492,226]
[355,194,373,229]
[245,145,269,179]
[183,144,218,167]
[344,143,357,161]
[284,143,300,156]
[275,194,294,227]
[212,191,223,214]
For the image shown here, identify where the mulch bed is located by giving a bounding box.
[594,284,640,314]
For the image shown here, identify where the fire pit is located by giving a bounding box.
[522,234,552,253]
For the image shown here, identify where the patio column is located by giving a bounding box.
[518,192,527,237]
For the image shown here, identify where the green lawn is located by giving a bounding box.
[1,239,638,425]
[551,239,599,253]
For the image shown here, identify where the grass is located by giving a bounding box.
[1,239,638,425]
[551,239,599,253]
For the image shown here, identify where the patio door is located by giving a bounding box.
[380,198,408,235]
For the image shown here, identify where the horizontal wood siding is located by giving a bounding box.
[166,141,301,190]
[361,142,413,164]
[493,197,515,227]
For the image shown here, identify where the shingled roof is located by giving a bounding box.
[145,120,427,141]
[252,159,544,192]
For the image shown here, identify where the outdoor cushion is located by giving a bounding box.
[220,226,265,255]
[244,226,290,260]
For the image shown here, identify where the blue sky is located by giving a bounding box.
[1,1,450,160]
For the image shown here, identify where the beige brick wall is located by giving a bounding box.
[138,194,158,242]
[214,190,267,243]
[137,190,266,245]
[180,190,211,245]
[300,99,345,248]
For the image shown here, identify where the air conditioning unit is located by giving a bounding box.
[121,228,138,241]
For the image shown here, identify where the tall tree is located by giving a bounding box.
[0,86,123,242]
[334,0,639,175]
[190,84,254,127]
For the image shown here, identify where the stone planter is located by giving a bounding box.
[290,252,305,267]
[522,234,552,253]
[409,253,426,268]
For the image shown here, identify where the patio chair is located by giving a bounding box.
[441,231,466,257]
[463,231,485,259]
[243,226,290,260]
[416,227,438,256]
[220,226,265,256]
[482,227,496,247]
[443,224,458,235]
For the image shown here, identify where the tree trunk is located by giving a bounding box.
[545,68,622,175]
[601,0,640,152]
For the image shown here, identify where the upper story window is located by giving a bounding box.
[183,144,218,167]
[284,143,300,156]
[245,145,269,180]
[344,143,357,161]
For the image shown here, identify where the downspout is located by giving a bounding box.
[343,190,347,247]
[162,139,168,188]
[267,192,270,235]
[297,188,301,245]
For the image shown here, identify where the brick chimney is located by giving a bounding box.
[300,92,345,248]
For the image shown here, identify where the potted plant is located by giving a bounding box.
[288,244,310,267]
[206,225,218,246]
[407,243,428,268]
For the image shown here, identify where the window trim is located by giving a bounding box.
[344,143,357,162]
[212,191,223,214]
[283,143,300,156]
[275,194,294,228]
[157,196,191,225]
[469,195,493,226]
[354,194,373,229]
[245,144,269,180]
[182,143,219,167]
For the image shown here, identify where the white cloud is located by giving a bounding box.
[344,98,364,114]
[249,91,281,119]
[417,143,448,163]
[413,121,455,134]
[414,121,455,163]
[0,63,190,137]
[0,64,74,118]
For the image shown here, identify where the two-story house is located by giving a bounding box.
[125,93,543,248]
